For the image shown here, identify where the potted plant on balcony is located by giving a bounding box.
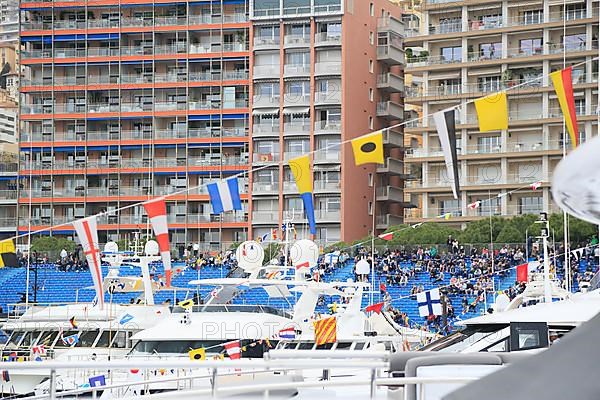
[501,70,513,88]
[418,50,429,62]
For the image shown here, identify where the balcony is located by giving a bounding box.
[252,211,280,223]
[252,152,279,163]
[253,65,280,79]
[284,64,310,77]
[377,44,405,65]
[376,101,404,120]
[315,209,341,222]
[377,158,406,177]
[376,214,403,230]
[377,73,404,93]
[315,62,341,76]
[283,122,311,136]
[314,90,341,105]
[382,129,403,148]
[314,180,341,193]
[0,190,17,201]
[252,124,280,137]
[284,34,310,48]
[314,120,341,134]
[0,218,16,229]
[253,37,280,50]
[314,151,340,163]
[253,94,280,108]
[252,182,279,194]
[376,186,405,203]
[314,33,342,46]
[283,93,310,107]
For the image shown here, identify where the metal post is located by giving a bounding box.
[49,369,56,400]
[543,225,552,303]
[371,178,376,305]
[369,368,376,399]
[211,367,218,398]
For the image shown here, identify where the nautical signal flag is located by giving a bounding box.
[531,181,542,191]
[417,288,442,317]
[365,302,384,314]
[467,201,481,210]
[223,340,242,359]
[278,327,296,340]
[207,177,243,214]
[433,109,460,200]
[474,91,508,132]
[550,67,579,148]
[188,347,206,361]
[178,299,194,310]
[62,333,79,347]
[516,261,540,283]
[351,131,384,165]
[73,216,104,309]
[378,232,394,241]
[143,199,173,287]
[289,155,317,235]
[69,316,78,329]
[0,239,17,268]
[314,317,337,345]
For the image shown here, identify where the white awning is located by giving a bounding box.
[252,108,279,116]
[283,107,310,115]
[428,71,461,80]
[467,67,502,76]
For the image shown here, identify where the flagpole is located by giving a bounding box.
[561,0,571,293]
[25,154,33,306]
[488,190,494,310]
[370,176,376,306]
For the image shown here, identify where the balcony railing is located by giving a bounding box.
[315,62,342,75]
[314,120,341,133]
[314,33,342,46]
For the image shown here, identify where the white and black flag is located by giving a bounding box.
[433,109,460,199]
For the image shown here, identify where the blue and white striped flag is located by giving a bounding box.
[207,177,242,214]
[417,288,442,317]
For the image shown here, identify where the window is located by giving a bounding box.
[441,46,462,62]
[519,38,542,56]
[476,14,501,29]
[478,76,502,92]
[286,51,310,65]
[369,60,373,73]
[369,3,374,16]
[477,136,501,153]
[441,199,460,217]
[479,197,500,216]
[522,9,543,25]
[563,34,586,52]
[478,42,501,59]
[369,88,374,101]
[368,201,373,215]
[565,3,586,20]
[369,32,374,45]
[438,17,461,34]
[519,197,543,214]
[369,116,374,129]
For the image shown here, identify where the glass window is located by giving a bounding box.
[563,34,586,52]
[478,76,502,92]
[477,136,501,153]
[479,42,501,59]
[441,199,460,216]
[522,10,543,25]
[438,17,461,34]
[519,197,543,214]
[519,38,542,55]
[565,3,586,20]
[441,46,462,62]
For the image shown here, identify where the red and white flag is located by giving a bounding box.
[467,201,481,210]
[530,181,542,191]
[73,216,104,309]
[295,261,310,270]
[143,199,172,287]
[223,340,241,360]
[516,261,540,283]
[378,232,394,241]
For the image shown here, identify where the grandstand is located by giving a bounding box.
[0,257,593,332]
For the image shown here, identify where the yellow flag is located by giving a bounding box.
[188,347,206,361]
[178,299,194,309]
[288,155,312,194]
[474,92,508,132]
[444,213,452,220]
[351,131,384,165]
[0,239,17,268]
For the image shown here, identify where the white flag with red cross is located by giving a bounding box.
[143,199,173,287]
[73,216,104,309]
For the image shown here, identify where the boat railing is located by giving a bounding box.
[589,269,600,291]
[3,353,489,400]
[172,304,293,319]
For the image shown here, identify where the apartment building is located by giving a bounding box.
[248,0,407,245]
[0,0,17,44]
[19,0,252,250]
[404,0,599,224]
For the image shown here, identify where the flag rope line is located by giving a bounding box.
[12,56,599,242]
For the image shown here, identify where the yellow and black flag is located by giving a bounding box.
[188,347,206,361]
[178,299,194,310]
[0,239,17,268]
[351,131,384,165]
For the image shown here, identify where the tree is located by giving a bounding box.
[31,237,76,253]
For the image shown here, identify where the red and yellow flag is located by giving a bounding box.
[550,67,579,148]
[313,317,337,345]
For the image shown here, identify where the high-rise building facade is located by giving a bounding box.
[404,0,599,224]
[19,0,252,251]
[249,0,407,245]
[0,0,18,44]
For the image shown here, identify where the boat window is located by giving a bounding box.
[7,331,22,346]
[20,331,42,348]
[484,338,508,352]
[37,331,59,347]
[354,342,365,350]
[421,325,508,352]
[130,340,226,355]
[316,343,333,350]
[95,330,116,348]
[298,342,314,350]
[336,342,352,350]
[76,330,100,347]
[55,331,78,347]
[111,331,128,349]
[282,342,297,350]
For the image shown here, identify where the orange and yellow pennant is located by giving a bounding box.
[550,66,579,148]
[313,317,337,345]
